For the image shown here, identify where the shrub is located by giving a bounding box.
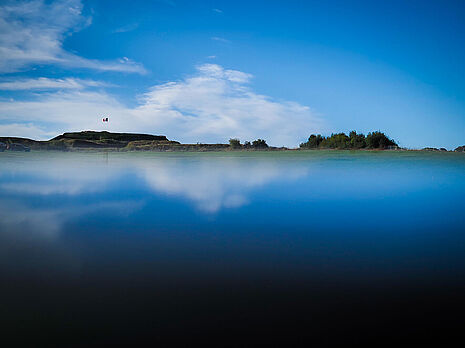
[349,131,367,149]
[229,138,241,148]
[300,131,397,149]
[300,134,324,148]
[366,131,397,149]
[252,139,268,148]
[320,133,350,149]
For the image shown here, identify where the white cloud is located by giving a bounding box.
[0,0,145,74]
[0,77,110,90]
[0,64,323,146]
[0,122,53,139]
[0,89,128,138]
[135,64,322,146]
[212,9,223,14]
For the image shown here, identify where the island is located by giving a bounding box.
[0,130,464,152]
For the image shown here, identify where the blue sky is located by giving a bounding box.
[0,0,464,148]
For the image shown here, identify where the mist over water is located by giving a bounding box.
[1,151,465,346]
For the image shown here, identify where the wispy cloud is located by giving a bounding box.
[0,77,110,90]
[0,0,146,74]
[212,8,223,14]
[112,22,139,34]
[211,36,231,43]
[0,64,323,146]
[0,122,54,139]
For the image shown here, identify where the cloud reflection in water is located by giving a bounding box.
[0,153,308,237]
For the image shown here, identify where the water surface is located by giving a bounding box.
[1,151,465,345]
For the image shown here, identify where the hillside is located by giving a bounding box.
[0,131,235,152]
[51,131,169,142]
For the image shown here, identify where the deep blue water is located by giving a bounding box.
[1,151,465,346]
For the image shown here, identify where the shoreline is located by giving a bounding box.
[2,147,464,154]
[1,130,464,153]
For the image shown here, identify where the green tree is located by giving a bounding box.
[349,131,366,149]
[366,131,397,149]
[300,134,324,148]
[252,139,268,148]
[320,133,350,149]
[229,138,241,148]
[300,130,396,150]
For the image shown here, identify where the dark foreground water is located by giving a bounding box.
[1,151,465,346]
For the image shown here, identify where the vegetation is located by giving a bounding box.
[229,138,241,148]
[0,130,406,152]
[228,138,269,149]
[300,131,397,149]
[1,132,273,152]
[365,131,397,149]
[252,139,269,148]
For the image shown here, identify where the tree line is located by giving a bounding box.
[300,131,397,149]
[229,131,397,150]
[229,138,269,149]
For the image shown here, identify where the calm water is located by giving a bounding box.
[1,151,465,346]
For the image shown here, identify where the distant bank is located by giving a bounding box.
[0,130,464,152]
[0,131,275,152]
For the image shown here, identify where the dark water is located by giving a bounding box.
[1,151,465,346]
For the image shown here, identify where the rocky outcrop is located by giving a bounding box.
[52,131,169,142]
[0,141,6,152]
[0,131,183,151]
[455,146,465,152]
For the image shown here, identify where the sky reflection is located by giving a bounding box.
[1,151,465,346]
[0,152,309,213]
